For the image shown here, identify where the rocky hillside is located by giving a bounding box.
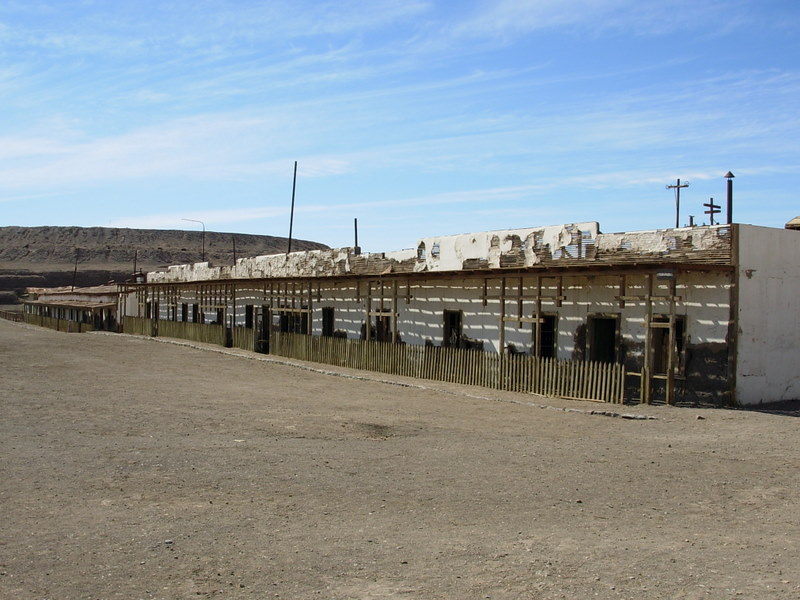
[0,226,329,302]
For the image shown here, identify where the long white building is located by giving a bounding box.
[122,221,800,407]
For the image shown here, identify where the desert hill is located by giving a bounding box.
[0,226,329,303]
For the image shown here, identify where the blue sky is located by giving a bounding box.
[1,1,798,252]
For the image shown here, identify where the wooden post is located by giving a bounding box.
[307,280,313,335]
[666,276,677,405]
[499,277,506,354]
[365,281,372,341]
[534,276,542,357]
[392,280,399,343]
[641,273,653,404]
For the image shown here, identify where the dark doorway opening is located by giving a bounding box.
[374,312,391,342]
[322,307,334,337]
[443,310,463,348]
[588,316,618,363]
[533,314,557,358]
[279,310,308,334]
[652,316,686,375]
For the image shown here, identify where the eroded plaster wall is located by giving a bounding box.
[736,225,800,405]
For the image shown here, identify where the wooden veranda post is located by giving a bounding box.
[641,273,653,404]
[498,277,506,354]
[665,276,678,405]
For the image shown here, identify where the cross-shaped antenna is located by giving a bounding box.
[666,178,689,228]
[704,198,721,225]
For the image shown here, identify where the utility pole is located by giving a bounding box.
[666,178,689,228]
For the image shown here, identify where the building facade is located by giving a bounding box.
[122,222,800,407]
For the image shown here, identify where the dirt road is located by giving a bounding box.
[1,319,798,599]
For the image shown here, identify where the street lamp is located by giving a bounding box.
[181,218,205,262]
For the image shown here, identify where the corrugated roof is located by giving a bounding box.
[24,299,116,309]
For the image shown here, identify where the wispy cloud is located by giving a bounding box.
[450,0,741,39]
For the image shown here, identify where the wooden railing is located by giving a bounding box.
[271,332,626,403]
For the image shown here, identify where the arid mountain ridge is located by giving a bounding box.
[0,226,329,302]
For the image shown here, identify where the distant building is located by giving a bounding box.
[24,284,121,332]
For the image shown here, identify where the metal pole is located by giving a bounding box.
[725,171,735,225]
[182,218,206,262]
[287,161,297,254]
[354,218,358,248]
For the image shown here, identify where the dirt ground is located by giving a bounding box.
[1,319,799,600]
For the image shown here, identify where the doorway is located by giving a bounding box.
[588,315,619,363]
[443,310,463,347]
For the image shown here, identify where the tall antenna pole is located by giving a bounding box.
[666,178,690,228]
[287,160,298,255]
[354,218,358,248]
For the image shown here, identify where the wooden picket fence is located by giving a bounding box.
[119,318,625,403]
[271,332,626,403]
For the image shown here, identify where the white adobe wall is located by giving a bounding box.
[303,271,731,360]
[735,225,800,405]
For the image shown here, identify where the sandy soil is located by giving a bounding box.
[1,319,799,599]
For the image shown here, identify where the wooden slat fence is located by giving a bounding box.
[116,319,625,403]
[22,313,94,333]
[156,320,227,346]
[271,332,626,403]
[232,326,255,351]
[0,309,24,322]
[123,316,153,336]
